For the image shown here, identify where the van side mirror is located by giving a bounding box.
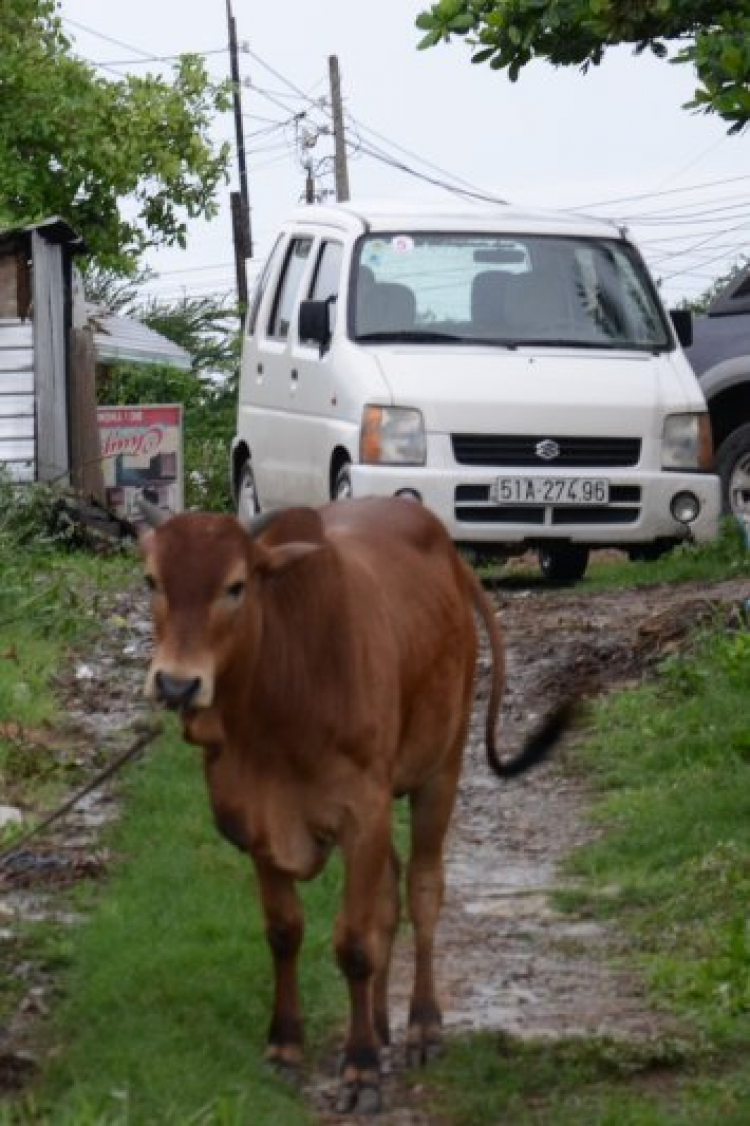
[670,308,693,349]
[299,299,331,351]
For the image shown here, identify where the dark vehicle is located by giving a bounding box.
[685,265,750,517]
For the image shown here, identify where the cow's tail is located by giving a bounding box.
[467,567,576,778]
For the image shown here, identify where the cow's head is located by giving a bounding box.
[138,499,321,713]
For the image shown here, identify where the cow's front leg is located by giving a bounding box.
[334,801,392,1115]
[254,860,305,1071]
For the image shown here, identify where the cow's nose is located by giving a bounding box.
[154,671,202,711]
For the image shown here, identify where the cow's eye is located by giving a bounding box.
[144,574,157,592]
[225,580,246,601]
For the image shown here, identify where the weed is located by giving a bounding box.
[586,516,750,588]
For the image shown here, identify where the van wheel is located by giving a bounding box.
[715,424,750,517]
[333,464,353,500]
[627,544,669,563]
[237,460,260,520]
[538,544,589,584]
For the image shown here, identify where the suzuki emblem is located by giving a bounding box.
[536,438,561,461]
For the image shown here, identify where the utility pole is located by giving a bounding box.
[328,55,350,202]
[227,0,252,315]
[305,161,316,204]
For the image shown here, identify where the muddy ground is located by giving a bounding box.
[1,562,749,1122]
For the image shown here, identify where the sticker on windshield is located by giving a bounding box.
[391,235,414,254]
[362,241,385,268]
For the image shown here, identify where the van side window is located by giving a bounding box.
[307,241,343,334]
[268,237,313,340]
[246,235,283,337]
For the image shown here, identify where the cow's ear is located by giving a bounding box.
[254,541,321,577]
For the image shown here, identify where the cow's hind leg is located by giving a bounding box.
[373,844,401,1051]
[254,861,305,1072]
[406,763,461,1067]
[334,799,392,1114]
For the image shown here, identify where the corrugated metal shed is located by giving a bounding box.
[0,318,35,481]
[0,219,191,493]
[0,218,83,483]
[88,307,192,371]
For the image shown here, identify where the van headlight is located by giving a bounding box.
[662,413,713,470]
[360,405,426,465]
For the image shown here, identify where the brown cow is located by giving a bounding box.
[138,495,572,1114]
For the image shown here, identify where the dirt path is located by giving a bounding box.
[310,572,750,1123]
[2,569,749,1120]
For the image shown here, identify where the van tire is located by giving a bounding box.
[715,424,750,517]
[538,544,589,584]
[237,460,260,520]
[333,464,353,500]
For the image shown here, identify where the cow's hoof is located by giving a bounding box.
[335,1079,382,1115]
[406,1027,443,1068]
[267,1058,302,1088]
[265,1043,303,1086]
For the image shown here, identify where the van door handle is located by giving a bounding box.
[290,368,299,394]
[255,361,263,386]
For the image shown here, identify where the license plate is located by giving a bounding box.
[490,476,610,505]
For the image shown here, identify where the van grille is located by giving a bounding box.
[451,434,641,468]
[454,484,641,526]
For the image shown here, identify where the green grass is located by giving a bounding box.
[0,515,142,1119]
[9,719,346,1125]
[586,517,750,588]
[492,516,750,592]
[567,625,750,1032]
[420,1033,705,1126]
[0,544,134,821]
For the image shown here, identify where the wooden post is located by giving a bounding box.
[328,55,350,202]
[0,255,18,318]
[69,326,106,504]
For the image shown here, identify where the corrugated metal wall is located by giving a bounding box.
[0,318,36,482]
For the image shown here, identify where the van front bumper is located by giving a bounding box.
[349,464,722,548]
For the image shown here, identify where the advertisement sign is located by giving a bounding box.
[98,404,184,522]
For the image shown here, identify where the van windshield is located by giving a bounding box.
[351,233,671,351]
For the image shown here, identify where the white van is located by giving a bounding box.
[231,200,720,581]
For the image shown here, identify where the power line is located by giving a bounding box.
[242,43,506,205]
[641,134,730,194]
[62,17,158,59]
[89,48,226,67]
[354,138,507,205]
[63,17,226,74]
[572,173,750,211]
[151,261,234,277]
[622,197,750,223]
[346,112,499,200]
[650,215,750,279]
[242,43,315,104]
[628,209,750,228]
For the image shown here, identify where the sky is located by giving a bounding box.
[59,0,750,309]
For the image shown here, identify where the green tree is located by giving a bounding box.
[680,256,750,313]
[0,0,231,271]
[416,1,750,133]
[82,264,154,313]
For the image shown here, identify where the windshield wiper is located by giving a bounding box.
[355,330,465,343]
[515,338,631,349]
[354,331,666,351]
